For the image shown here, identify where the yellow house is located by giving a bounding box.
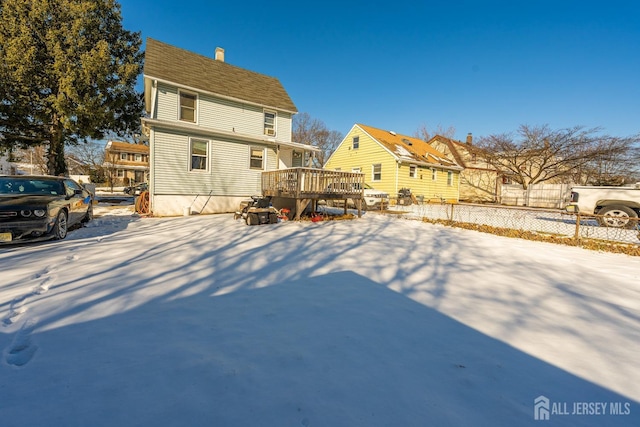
[325,124,462,203]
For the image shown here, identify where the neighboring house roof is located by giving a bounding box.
[427,135,492,170]
[358,124,461,170]
[144,38,297,113]
[106,141,149,154]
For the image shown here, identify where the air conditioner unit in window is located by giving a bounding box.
[265,128,276,136]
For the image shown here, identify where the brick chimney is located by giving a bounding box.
[215,47,225,62]
[466,133,473,144]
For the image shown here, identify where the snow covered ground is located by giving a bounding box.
[1,204,639,426]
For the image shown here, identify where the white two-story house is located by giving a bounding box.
[141,38,319,216]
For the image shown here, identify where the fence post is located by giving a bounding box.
[449,203,455,221]
[574,213,581,242]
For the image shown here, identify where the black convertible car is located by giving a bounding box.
[0,175,93,244]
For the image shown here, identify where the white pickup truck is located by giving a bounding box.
[566,184,640,228]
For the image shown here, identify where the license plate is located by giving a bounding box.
[0,232,12,242]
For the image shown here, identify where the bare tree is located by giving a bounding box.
[103,151,122,192]
[8,145,48,174]
[67,141,107,182]
[476,125,639,189]
[570,136,640,185]
[293,113,343,167]
[414,123,457,141]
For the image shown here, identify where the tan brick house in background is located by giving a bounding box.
[104,140,149,186]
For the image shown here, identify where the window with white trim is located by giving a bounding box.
[372,163,381,181]
[352,136,359,149]
[447,171,453,186]
[250,147,265,170]
[409,165,416,178]
[135,154,142,162]
[264,111,276,136]
[431,169,437,181]
[117,169,125,178]
[120,152,127,161]
[179,91,197,123]
[190,139,209,171]
[292,150,303,167]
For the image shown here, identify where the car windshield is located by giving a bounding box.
[0,177,64,195]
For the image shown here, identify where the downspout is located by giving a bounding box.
[149,127,155,214]
[151,80,158,118]
[149,80,158,214]
[395,160,400,197]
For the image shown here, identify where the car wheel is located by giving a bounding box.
[597,205,638,229]
[52,210,68,240]
[82,203,93,224]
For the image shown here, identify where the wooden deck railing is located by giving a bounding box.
[262,168,364,199]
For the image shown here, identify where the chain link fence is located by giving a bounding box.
[385,203,640,255]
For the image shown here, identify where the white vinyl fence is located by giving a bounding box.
[499,183,572,209]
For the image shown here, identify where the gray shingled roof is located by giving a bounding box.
[144,38,297,112]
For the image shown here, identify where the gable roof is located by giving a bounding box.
[144,38,297,113]
[427,135,489,169]
[106,141,149,154]
[357,124,461,169]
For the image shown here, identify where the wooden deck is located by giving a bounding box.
[262,168,364,219]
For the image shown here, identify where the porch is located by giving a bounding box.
[261,168,365,219]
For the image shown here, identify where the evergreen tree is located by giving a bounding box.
[0,0,143,175]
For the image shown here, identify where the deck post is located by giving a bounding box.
[295,198,311,220]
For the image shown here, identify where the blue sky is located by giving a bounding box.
[120,0,640,141]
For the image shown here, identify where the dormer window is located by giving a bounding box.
[179,91,197,122]
[264,111,276,136]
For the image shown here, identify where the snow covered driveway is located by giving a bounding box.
[1,210,639,426]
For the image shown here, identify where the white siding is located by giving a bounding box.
[153,83,293,142]
[155,84,178,121]
[152,129,276,197]
[276,112,293,142]
[149,81,293,216]
[199,95,263,136]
